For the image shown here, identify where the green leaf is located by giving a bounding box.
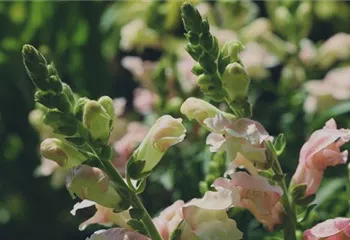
[295,194,316,205]
[290,184,307,202]
[129,208,145,220]
[297,204,317,223]
[127,159,146,180]
[274,133,286,156]
[65,136,85,146]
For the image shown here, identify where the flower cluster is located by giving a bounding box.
[22,1,350,240]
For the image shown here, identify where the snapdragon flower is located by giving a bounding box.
[128,115,186,179]
[304,67,350,114]
[292,119,350,196]
[87,228,148,240]
[205,113,272,170]
[67,165,126,210]
[71,200,131,231]
[318,33,350,68]
[303,218,350,240]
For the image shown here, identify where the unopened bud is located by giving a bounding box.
[22,44,50,91]
[185,32,200,45]
[75,97,89,120]
[274,6,294,39]
[296,2,312,39]
[198,52,216,73]
[98,96,115,128]
[40,138,87,168]
[67,165,128,210]
[221,63,250,102]
[192,64,204,76]
[181,2,203,33]
[48,75,63,93]
[83,100,111,142]
[127,115,186,179]
[62,83,75,106]
[180,97,235,124]
[221,41,244,63]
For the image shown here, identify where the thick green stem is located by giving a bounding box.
[273,159,297,240]
[102,160,162,240]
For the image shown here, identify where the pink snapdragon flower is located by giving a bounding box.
[303,218,350,240]
[113,122,149,173]
[133,88,158,115]
[213,167,283,231]
[318,33,350,68]
[205,113,272,170]
[71,200,131,231]
[292,119,350,196]
[87,228,149,240]
[153,200,185,240]
[304,67,350,114]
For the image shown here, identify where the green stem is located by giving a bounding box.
[102,160,162,240]
[273,159,297,240]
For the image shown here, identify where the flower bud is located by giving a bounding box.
[274,6,294,39]
[75,97,89,120]
[180,97,235,125]
[185,31,200,45]
[48,75,63,93]
[40,138,87,168]
[83,100,111,142]
[198,52,216,73]
[127,115,186,179]
[67,165,128,210]
[221,41,245,63]
[22,44,50,91]
[34,91,71,112]
[98,96,115,128]
[295,2,312,40]
[221,63,250,102]
[62,83,75,106]
[181,2,203,33]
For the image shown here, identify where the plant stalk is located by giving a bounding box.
[273,159,297,240]
[102,160,162,240]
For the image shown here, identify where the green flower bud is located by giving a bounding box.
[40,138,87,168]
[185,32,200,45]
[191,64,204,76]
[62,83,75,106]
[180,97,235,125]
[185,43,201,61]
[221,41,245,63]
[42,109,64,128]
[295,2,312,40]
[34,91,70,112]
[48,75,63,93]
[83,100,111,142]
[127,115,186,179]
[201,19,210,33]
[22,44,50,91]
[198,53,216,73]
[75,97,89,120]
[98,96,115,128]
[274,6,294,39]
[181,2,202,33]
[221,62,250,102]
[67,165,128,210]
